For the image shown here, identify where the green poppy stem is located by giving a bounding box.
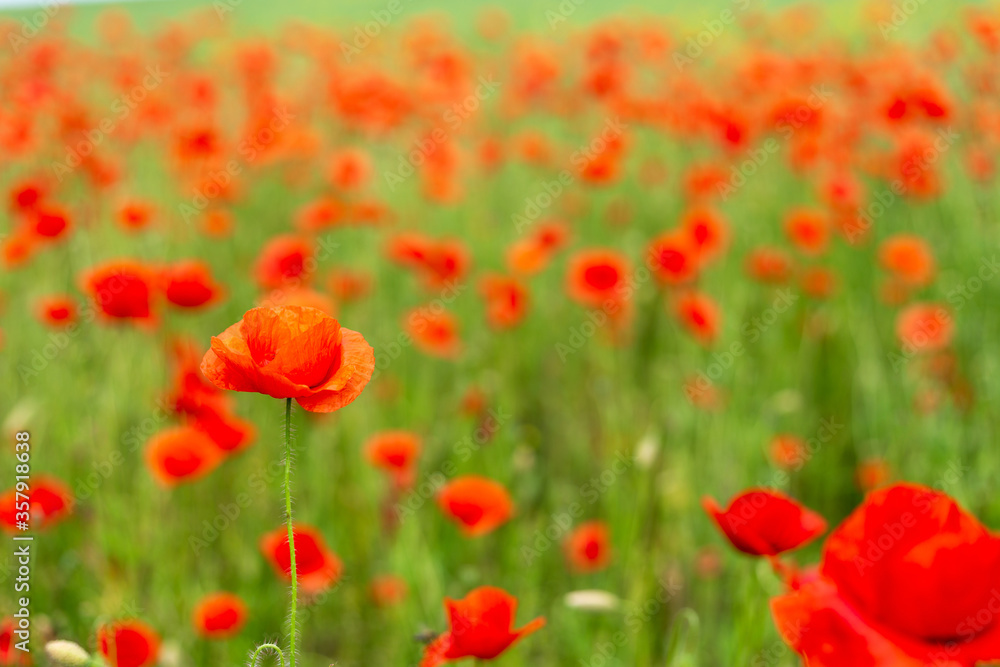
[283,397,298,667]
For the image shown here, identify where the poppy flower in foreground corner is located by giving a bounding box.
[97,619,160,667]
[193,592,248,639]
[421,587,545,666]
[702,488,827,556]
[200,305,374,413]
[710,483,1000,666]
[260,523,343,594]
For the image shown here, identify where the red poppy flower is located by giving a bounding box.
[201,209,233,238]
[405,308,462,359]
[0,475,73,532]
[0,617,30,666]
[703,488,827,556]
[260,524,342,594]
[681,206,728,262]
[9,179,45,213]
[746,246,794,284]
[769,435,807,470]
[478,274,530,329]
[31,204,71,240]
[81,259,157,323]
[35,294,77,328]
[117,201,155,232]
[192,592,248,639]
[2,230,36,269]
[364,430,421,489]
[879,234,936,287]
[190,402,256,455]
[145,426,223,486]
[896,303,953,353]
[294,196,345,231]
[421,587,545,666]
[800,267,837,299]
[567,249,630,307]
[649,233,699,285]
[327,148,372,191]
[771,484,1000,666]
[785,208,830,256]
[565,521,612,573]
[327,269,371,302]
[254,235,314,289]
[437,476,514,537]
[371,574,408,607]
[162,260,222,309]
[674,291,720,344]
[201,306,374,413]
[97,619,160,667]
[855,458,891,491]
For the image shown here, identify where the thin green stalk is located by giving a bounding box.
[284,397,298,667]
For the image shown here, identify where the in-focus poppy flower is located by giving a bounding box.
[145,426,223,486]
[81,259,157,323]
[97,619,160,667]
[260,523,343,594]
[745,246,794,284]
[0,617,30,665]
[703,488,827,556]
[421,586,545,666]
[370,574,408,607]
[567,249,630,307]
[116,200,155,232]
[649,233,699,285]
[673,291,720,345]
[769,435,807,470]
[364,430,421,489]
[35,294,77,328]
[565,521,612,573]
[201,306,374,413]
[0,475,74,532]
[437,475,514,536]
[162,260,222,309]
[254,235,314,289]
[405,308,461,359]
[681,206,729,262]
[478,274,530,329]
[785,208,830,255]
[771,484,1000,666]
[879,234,936,286]
[896,303,953,353]
[192,592,248,639]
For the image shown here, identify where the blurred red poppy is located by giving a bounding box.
[162,260,222,309]
[406,308,461,359]
[879,234,936,287]
[437,476,513,536]
[254,235,314,289]
[478,274,530,329]
[896,303,953,352]
[0,475,73,532]
[674,291,720,344]
[35,294,77,328]
[260,523,343,594]
[145,426,223,486]
[565,521,612,573]
[364,430,421,489]
[81,259,157,323]
[192,592,248,639]
[97,619,160,667]
[567,249,630,307]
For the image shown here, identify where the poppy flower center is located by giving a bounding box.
[583,265,619,290]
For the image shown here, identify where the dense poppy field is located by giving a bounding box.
[2,1,1000,665]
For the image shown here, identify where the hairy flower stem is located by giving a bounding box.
[284,397,298,667]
